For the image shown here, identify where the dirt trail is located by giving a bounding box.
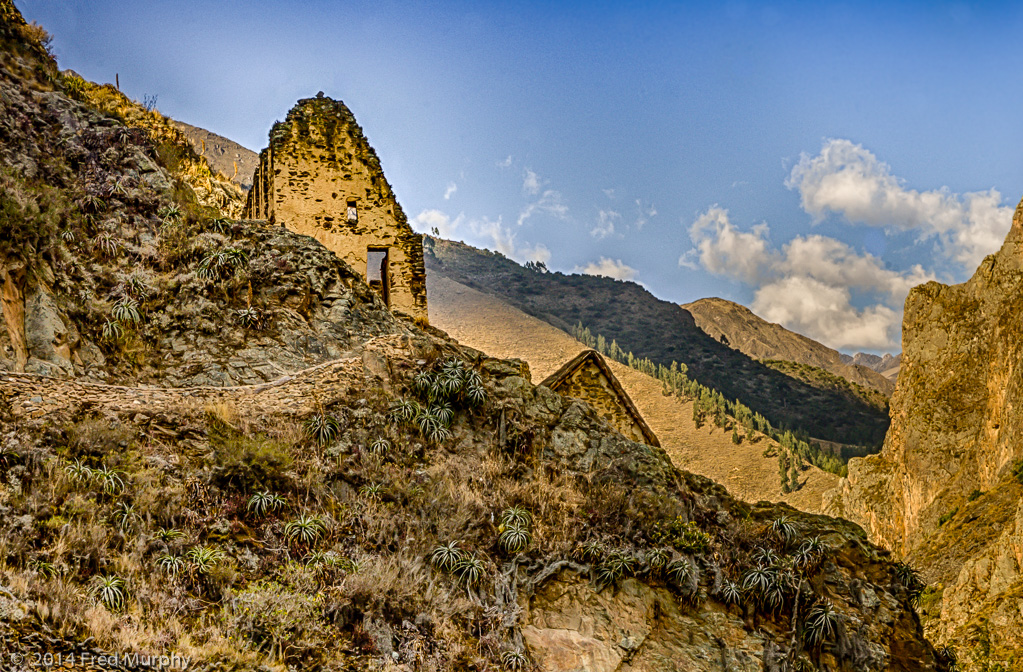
[428,274,836,512]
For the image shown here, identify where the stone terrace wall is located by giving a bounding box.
[245,94,428,320]
[0,333,416,420]
[1,357,362,420]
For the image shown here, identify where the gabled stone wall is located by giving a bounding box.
[245,94,427,320]
[554,359,651,446]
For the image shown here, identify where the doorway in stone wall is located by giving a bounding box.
[366,247,390,307]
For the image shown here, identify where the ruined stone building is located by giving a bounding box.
[541,350,660,447]
[245,94,427,320]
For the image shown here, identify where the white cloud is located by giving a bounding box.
[575,257,638,281]
[411,209,462,238]
[752,277,900,351]
[522,168,542,196]
[497,155,513,168]
[602,188,616,199]
[591,210,620,240]
[468,216,551,264]
[686,207,775,285]
[787,139,1013,270]
[443,182,457,200]
[686,206,935,350]
[517,188,569,227]
[635,200,657,231]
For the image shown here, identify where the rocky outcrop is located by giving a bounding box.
[173,119,258,191]
[683,297,895,395]
[825,196,1023,662]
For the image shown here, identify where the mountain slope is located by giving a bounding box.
[825,196,1023,664]
[683,297,895,396]
[428,273,839,512]
[172,119,259,191]
[425,237,890,448]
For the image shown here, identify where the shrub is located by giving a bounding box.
[210,431,293,493]
[226,581,324,663]
[938,507,958,526]
[967,489,983,502]
[655,516,710,553]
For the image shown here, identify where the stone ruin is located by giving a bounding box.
[245,93,428,320]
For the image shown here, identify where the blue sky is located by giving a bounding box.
[20,0,1023,352]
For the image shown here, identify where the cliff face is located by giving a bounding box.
[825,196,1023,662]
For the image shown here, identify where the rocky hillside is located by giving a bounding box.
[0,2,949,669]
[824,196,1023,667]
[683,297,894,396]
[427,273,840,512]
[842,353,901,382]
[172,120,259,191]
[426,237,890,449]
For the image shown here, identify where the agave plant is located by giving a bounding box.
[430,541,464,571]
[92,466,125,495]
[63,458,94,483]
[369,438,391,455]
[155,527,185,543]
[771,516,798,546]
[500,507,532,529]
[101,319,123,342]
[645,547,671,572]
[285,514,326,545]
[236,307,267,331]
[937,645,959,672]
[742,565,778,605]
[751,546,779,568]
[120,275,149,301]
[413,370,433,394]
[390,398,420,425]
[186,545,224,575]
[500,650,529,670]
[247,490,286,517]
[793,536,826,572]
[304,413,341,445]
[578,539,606,562]
[719,579,742,605]
[666,558,693,586]
[94,232,121,258]
[156,554,185,576]
[466,382,487,406]
[427,421,451,444]
[92,575,127,611]
[207,217,232,233]
[803,599,839,647]
[432,403,454,426]
[597,551,637,587]
[158,205,181,221]
[359,484,384,500]
[112,298,142,326]
[498,523,531,554]
[60,228,75,243]
[454,553,486,587]
[29,560,59,579]
[111,501,141,532]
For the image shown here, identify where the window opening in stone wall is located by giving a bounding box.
[367,247,389,307]
[347,200,358,223]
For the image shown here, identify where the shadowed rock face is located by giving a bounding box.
[825,196,1023,660]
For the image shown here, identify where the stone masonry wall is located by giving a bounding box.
[555,360,650,446]
[245,95,427,320]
